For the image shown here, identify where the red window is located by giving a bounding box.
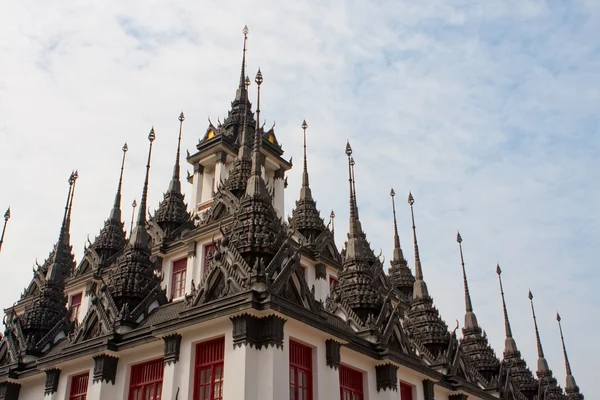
[329,276,339,293]
[290,341,312,400]
[129,358,164,400]
[194,337,225,400]
[70,292,82,322]
[400,382,414,400]
[300,265,307,279]
[203,243,219,276]
[340,365,363,400]
[69,372,89,400]
[171,258,187,299]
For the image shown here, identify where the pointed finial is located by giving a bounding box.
[130,199,137,237]
[169,111,185,193]
[0,207,10,254]
[130,127,156,247]
[346,142,360,236]
[66,170,78,233]
[301,119,310,189]
[496,264,519,354]
[245,68,269,198]
[109,143,128,221]
[408,192,429,300]
[330,210,335,237]
[390,188,404,261]
[457,231,478,329]
[557,312,580,394]
[528,289,549,373]
[237,26,249,98]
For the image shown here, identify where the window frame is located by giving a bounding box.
[400,381,414,400]
[68,372,89,400]
[289,340,313,400]
[193,337,225,400]
[171,257,187,299]
[339,364,364,400]
[202,242,220,277]
[70,292,83,322]
[128,358,164,400]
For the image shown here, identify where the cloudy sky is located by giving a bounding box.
[1,0,598,394]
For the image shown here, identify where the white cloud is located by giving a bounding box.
[1,0,598,393]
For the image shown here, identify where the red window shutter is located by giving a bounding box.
[128,358,164,400]
[194,337,225,400]
[171,258,187,299]
[340,365,363,400]
[300,265,307,279]
[70,292,83,322]
[400,382,414,400]
[329,276,339,292]
[69,372,89,400]
[290,341,312,400]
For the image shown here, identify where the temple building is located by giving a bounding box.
[0,27,584,400]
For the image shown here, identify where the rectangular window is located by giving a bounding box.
[400,382,414,400]
[70,292,83,322]
[129,358,164,400]
[69,372,89,400]
[289,341,312,400]
[329,276,339,293]
[171,258,187,299]
[340,365,363,400]
[203,243,219,276]
[194,337,225,400]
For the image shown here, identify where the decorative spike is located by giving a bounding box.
[346,142,362,237]
[237,75,251,160]
[408,192,429,300]
[390,189,404,260]
[130,199,137,237]
[330,210,335,237]
[528,290,550,374]
[557,313,581,395]
[496,264,519,355]
[245,69,268,198]
[108,144,128,222]
[0,207,10,254]
[130,128,155,247]
[457,231,481,332]
[301,119,309,189]
[168,112,185,194]
[238,26,249,97]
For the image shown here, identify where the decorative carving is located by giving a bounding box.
[423,379,435,400]
[325,339,342,370]
[44,368,61,395]
[230,314,286,350]
[375,363,398,392]
[315,263,326,280]
[449,394,468,400]
[163,333,182,366]
[0,382,21,400]
[93,354,119,385]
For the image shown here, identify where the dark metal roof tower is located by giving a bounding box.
[92,144,128,263]
[152,112,190,236]
[387,189,414,297]
[290,120,325,240]
[455,232,499,382]
[495,265,538,399]
[0,207,10,255]
[403,192,450,358]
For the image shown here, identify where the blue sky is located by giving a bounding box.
[1,0,598,394]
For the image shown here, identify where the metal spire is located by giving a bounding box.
[330,210,335,238]
[408,192,429,301]
[557,313,581,395]
[496,265,518,353]
[130,199,137,237]
[245,69,268,198]
[345,142,362,236]
[528,290,550,374]
[168,112,184,194]
[236,25,249,101]
[237,76,251,160]
[301,120,310,191]
[130,127,155,247]
[109,143,128,222]
[457,232,479,330]
[0,207,10,254]
[390,189,404,261]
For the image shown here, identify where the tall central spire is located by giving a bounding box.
[111,143,128,221]
[346,142,362,237]
[496,265,518,353]
[457,232,477,328]
[235,25,249,102]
